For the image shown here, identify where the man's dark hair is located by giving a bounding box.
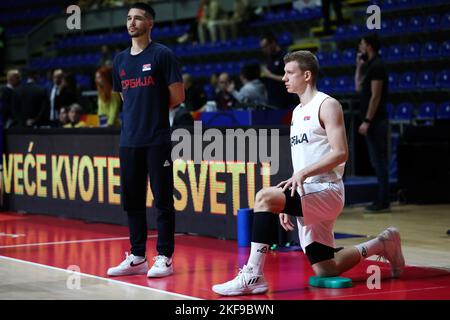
[260,32,278,44]
[240,64,260,81]
[362,33,381,52]
[129,2,155,20]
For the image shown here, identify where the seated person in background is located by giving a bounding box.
[96,66,121,127]
[214,72,237,111]
[228,64,268,106]
[182,73,207,111]
[64,103,87,128]
[51,106,69,127]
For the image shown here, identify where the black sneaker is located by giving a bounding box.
[364,203,391,213]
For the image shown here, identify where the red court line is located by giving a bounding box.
[1,211,449,300]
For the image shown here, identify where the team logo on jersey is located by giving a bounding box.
[121,76,155,90]
[290,133,309,146]
[120,69,126,77]
[142,63,152,71]
[304,116,311,121]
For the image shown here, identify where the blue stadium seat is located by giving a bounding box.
[441,12,450,29]
[404,43,421,60]
[417,71,435,89]
[267,10,286,23]
[436,70,450,88]
[382,0,400,10]
[318,77,334,92]
[441,41,450,57]
[329,51,341,65]
[416,102,436,121]
[204,64,214,77]
[333,26,347,40]
[278,32,293,46]
[342,49,356,64]
[421,42,440,59]
[399,72,416,89]
[347,25,362,38]
[380,19,391,34]
[334,25,361,39]
[388,73,399,91]
[424,14,440,30]
[203,84,215,100]
[408,16,424,32]
[391,18,408,34]
[286,9,301,21]
[387,45,403,61]
[394,103,413,122]
[334,76,352,94]
[192,65,202,78]
[316,52,330,67]
[437,102,450,119]
[397,0,413,8]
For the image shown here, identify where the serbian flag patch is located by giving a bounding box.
[142,64,152,71]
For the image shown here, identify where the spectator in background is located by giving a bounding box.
[64,103,87,128]
[177,1,204,44]
[42,70,54,94]
[182,73,207,111]
[57,106,69,127]
[95,66,121,127]
[354,33,390,213]
[198,0,228,44]
[228,0,252,40]
[322,0,344,34]
[260,33,296,109]
[98,45,113,67]
[49,69,63,124]
[214,72,237,111]
[11,70,49,127]
[56,72,79,111]
[228,64,268,106]
[0,69,21,128]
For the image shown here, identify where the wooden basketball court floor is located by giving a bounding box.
[0,204,449,300]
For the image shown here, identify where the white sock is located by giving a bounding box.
[355,237,384,260]
[247,242,269,274]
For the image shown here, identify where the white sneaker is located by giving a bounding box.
[147,255,173,278]
[107,252,149,277]
[377,227,405,278]
[212,265,268,296]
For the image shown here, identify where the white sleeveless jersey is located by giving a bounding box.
[290,91,345,184]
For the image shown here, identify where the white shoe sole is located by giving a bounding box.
[147,270,173,278]
[387,227,405,278]
[212,284,268,296]
[107,268,148,277]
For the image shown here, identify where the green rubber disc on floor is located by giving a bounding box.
[309,276,353,288]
